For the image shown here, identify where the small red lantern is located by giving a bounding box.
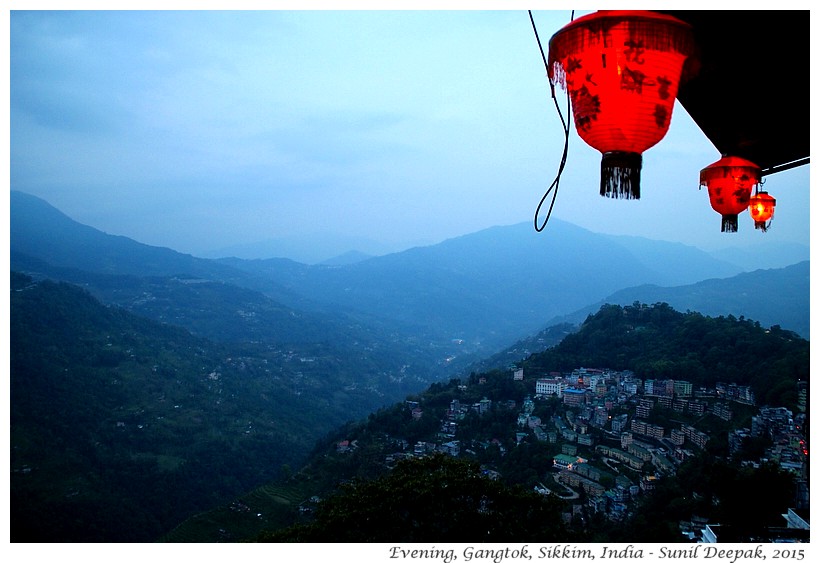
[749,191,776,231]
[699,156,760,232]
[548,11,695,199]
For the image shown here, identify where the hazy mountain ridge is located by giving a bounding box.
[543,261,810,340]
[604,233,809,278]
[10,191,810,542]
[11,191,475,375]
[707,241,811,271]
[464,259,811,373]
[10,191,315,308]
[216,221,750,351]
[601,234,745,284]
[320,249,375,265]
[12,190,808,356]
[204,232,409,265]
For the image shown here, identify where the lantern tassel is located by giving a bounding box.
[601,151,642,199]
[721,214,739,233]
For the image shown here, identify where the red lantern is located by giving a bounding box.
[548,11,695,199]
[699,156,760,232]
[749,191,776,231]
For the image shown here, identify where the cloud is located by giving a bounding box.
[9,9,810,258]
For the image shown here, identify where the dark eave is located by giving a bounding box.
[658,10,810,175]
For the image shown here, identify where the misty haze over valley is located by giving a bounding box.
[10,190,810,543]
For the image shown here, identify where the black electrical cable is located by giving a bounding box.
[529,10,573,232]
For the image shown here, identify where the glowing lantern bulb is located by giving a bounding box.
[749,191,776,231]
[699,156,760,232]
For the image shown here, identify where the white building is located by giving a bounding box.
[536,378,566,397]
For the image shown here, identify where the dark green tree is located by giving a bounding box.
[262,454,574,542]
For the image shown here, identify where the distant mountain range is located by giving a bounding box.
[203,224,809,272]
[461,258,810,375]
[549,262,810,339]
[204,233,422,265]
[213,221,754,350]
[10,190,810,542]
[603,233,809,274]
[11,190,810,352]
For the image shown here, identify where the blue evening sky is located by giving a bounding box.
[8,3,812,261]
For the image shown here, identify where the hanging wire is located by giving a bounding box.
[529,10,573,232]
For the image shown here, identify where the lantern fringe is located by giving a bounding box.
[721,214,739,233]
[548,11,695,85]
[755,221,772,232]
[601,151,641,199]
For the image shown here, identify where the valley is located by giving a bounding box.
[9,190,810,542]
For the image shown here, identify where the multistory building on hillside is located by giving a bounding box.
[728,428,751,455]
[592,406,609,427]
[711,402,733,421]
[672,398,688,412]
[595,444,645,470]
[447,399,463,421]
[611,413,629,433]
[439,440,460,457]
[536,377,566,398]
[620,431,633,449]
[797,381,807,413]
[563,388,587,407]
[553,453,586,470]
[687,400,708,415]
[626,442,651,462]
[751,406,794,438]
[472,397,492,415]
[717,382,756,405]
[630,419,664,439]
[654,395,672,409]
[635,399,653,418]
[673,380,693,397]
[680,424,709,449]
[669,428,685,446]
[621,380,640,396]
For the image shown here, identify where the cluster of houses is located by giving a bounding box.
[333,365,807,538]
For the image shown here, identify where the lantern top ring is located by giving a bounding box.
[699,156,762,187]
[547,10,695,82]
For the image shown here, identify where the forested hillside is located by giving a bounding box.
[165,303,809,542]
[561,261,811,340]
[10,272,431,541]
[10,191,810,543]
[524,302,807,409]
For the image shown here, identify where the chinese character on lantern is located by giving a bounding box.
[548,11,696,199]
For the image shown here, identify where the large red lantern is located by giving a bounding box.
[749,191,776,231]
[548,11,695,199]
[699,156,760,232]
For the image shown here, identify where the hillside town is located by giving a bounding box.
[337,366,809,542]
